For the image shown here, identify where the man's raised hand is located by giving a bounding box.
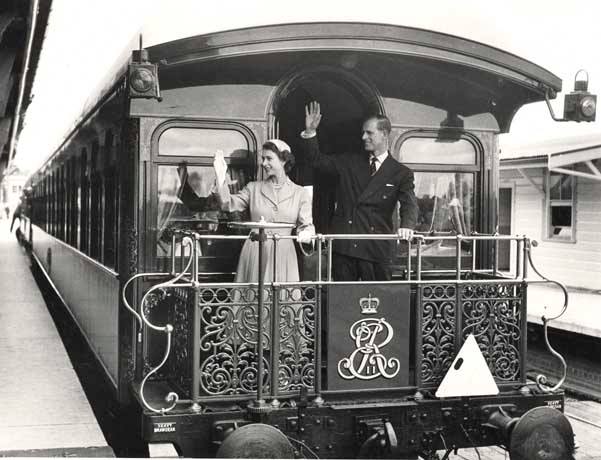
[305,101,322,135]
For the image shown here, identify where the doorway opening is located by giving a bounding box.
[271,68,381,233]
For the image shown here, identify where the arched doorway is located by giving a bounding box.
[270,67,382,233]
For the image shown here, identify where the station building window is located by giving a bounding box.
[546,170,575,241]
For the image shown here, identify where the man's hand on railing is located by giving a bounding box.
[297,227,315,244]
[397,227,414,240]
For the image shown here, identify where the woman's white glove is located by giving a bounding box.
[297,227,315,244]
[213,150,227,187]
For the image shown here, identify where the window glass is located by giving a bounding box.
[404,172,474,258]
[159,128,249,158]
[549,172,573,200]
[156,164,248,266]
[398,137,476,165]
[547,171,574,241]
[551,205,571,228]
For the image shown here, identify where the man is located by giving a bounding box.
[301,101,418,281]
[10,201,23,243]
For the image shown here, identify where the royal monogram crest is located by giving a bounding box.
[338,296,400,380]
[359,294,379,314]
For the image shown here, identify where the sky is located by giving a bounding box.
[13,0,601,171]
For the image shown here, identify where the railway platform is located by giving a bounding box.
[527,283,601,338]
[0,219,113,456]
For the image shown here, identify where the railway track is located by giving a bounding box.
[527,324,601,401]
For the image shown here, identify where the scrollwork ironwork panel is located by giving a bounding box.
[277,286,316,393]
[197,285,316,396]
[421,285,456,385]
[461,283,523,382]
[198,286,272,395]
[168,287,194,395]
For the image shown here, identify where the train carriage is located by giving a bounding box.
[21,21,594,459]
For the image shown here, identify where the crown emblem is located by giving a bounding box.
[359,294,379,315]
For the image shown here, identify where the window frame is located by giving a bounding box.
[392,130,484,268]
[544,169,577,243]
[393,130,483,230]
[149,120,258,271]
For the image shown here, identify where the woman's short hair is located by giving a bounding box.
[263,141,295,173]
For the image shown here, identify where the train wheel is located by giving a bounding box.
[215,423,295,458]
[487,406,575,460]
[509,406,575,460]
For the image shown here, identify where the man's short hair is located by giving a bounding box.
[364,114,391,136]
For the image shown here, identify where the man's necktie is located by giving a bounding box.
[369,156,377,176]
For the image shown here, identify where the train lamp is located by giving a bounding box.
[128,36,162,101]
[546,69,596,122]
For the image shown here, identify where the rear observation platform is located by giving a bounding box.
[0,219,112,456]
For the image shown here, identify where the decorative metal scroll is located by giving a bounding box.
[169,287,194,395]
[277,286,316,392]
[197,285,316,396]
[461,282,522,382]
[421,282,524,386]
[421,284,457,385]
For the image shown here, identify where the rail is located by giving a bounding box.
[122,231,569,414]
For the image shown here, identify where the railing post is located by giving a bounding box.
[415,237,423,392]
[493,236,499,277]
[455,235,462,281]
[193,236,200,281]
[272,234,278,281]
[270,282,280,407]
[327,237,333,282]
[317,235,323,284]
[314,234,323,405]
[471,238,476,272]
[455,235,463,354]
[406,239,412,281]
[191,285,201,412]
[251,228,268,410]
[515,237,522,280]
[520,277,528,385]
[416,237,422,281]
[171,233,177,275]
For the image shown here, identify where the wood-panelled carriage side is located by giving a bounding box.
[23,23,577,459]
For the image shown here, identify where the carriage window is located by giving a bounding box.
[413,172,474,235]
[159,128,250,159]
[546,170,575,241]
[396,135,478,263]
[398,137,476,165]
[155,164,248,269]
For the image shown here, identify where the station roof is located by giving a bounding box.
[0,0,52,171]
[500,132,601,181]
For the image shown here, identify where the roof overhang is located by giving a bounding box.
[147,22,562,133]
[501,135,601,182]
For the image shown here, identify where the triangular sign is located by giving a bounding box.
[435,334,499,398]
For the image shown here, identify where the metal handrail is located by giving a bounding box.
[120,230,570,413]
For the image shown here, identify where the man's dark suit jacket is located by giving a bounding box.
[303,136,418,264]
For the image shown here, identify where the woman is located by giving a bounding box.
[214,139,314,283]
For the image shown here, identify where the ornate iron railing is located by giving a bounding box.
[122,231,568,414]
